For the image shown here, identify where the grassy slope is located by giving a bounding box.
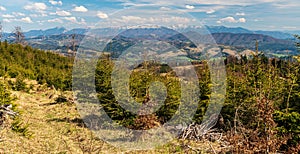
[0,79,222,153]
[0,80,117,153]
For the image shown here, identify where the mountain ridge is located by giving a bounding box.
[2,26,298,57]
[2,25,296,40]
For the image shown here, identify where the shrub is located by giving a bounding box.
[0,81,14,106]
[274,111,300,150]
[13,75,27,91]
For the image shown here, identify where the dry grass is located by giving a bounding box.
[0,81,117,153]
[0,80,221,153]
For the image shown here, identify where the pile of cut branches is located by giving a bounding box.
[0,104,18,127]
[179,114,221,142]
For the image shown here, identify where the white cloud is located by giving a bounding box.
[24,3,47,11]
[97,11,108,19]
[206,9,215,14]
[217,16,246,23]
[0,6,6,11]
[63,16,86,25]
[12,12,25,17]
[3,19,12,23]
[108,0,289,7]
[104,15,193,27]
[72,6,88,12]
[64,17,77,23]
[49,0,62,6]
[2,12,25,18]
[2,14,15,18]
[218,16,236,23]
[160,7,171,11]
[20,17,33,23]
[31,13,47,17]
[55,10,72,17]
[3,17,33,23]
[185,5,195,9]
[282,26,297,29]
[236,12,245,16]
[273,2,300,8]
[238,18,246,23]
[30,14,38,17]
[37,20,44,25]
[48,18,63,23]
[121,16,143,22]
[56,10,71,16]
[49,12,56,15]
[175,5,224,14]
[78,18,87,25]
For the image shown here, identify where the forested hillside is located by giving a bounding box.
[0,41,73,90]
[0,39,299,153]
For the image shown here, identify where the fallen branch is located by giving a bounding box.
[179,114,219,141]
[0,104,18,117]
[0,104,18,127]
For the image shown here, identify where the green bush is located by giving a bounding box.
[274,111,300,148]
[0,81,14,106]
[13,75,27,91]
[95,60,182,127]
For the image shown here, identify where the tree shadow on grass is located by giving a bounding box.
[47,117,86,127]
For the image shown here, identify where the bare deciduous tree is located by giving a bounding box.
[13,26,25,45]
[66,34,77,56]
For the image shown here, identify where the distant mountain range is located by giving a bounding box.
[206,26,295,40]
[2,26,299,56]
[104,28,298,58]
[3,25,297,40]
[211,33,296,51]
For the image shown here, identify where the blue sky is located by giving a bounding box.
[0,0,299,32]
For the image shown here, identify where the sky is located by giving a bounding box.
[0,0,299,32]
